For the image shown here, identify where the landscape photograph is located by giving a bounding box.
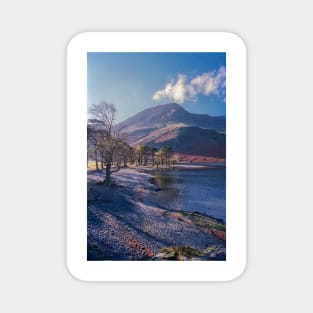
[87,52,226,261]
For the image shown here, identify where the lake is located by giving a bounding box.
[142,166,226,223]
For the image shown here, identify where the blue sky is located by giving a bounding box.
[87,52,226,123]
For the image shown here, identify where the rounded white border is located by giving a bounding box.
[67,32,246,281]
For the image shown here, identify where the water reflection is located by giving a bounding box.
[152,170,183,186]
[142,167,226,222]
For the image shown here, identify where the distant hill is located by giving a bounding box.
[116,103,226,160]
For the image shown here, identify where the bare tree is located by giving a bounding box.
[114,141,132,167]
[89,102,126,186]
[87,125,101,171]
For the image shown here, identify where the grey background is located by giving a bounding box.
[1,0,312,312]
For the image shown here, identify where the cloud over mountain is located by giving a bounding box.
[152,66,226,104]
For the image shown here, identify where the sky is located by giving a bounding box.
[87,52,226,123]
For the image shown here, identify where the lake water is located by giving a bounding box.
[143,166,226,223]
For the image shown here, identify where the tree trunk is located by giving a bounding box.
[95,151,99,171]
[105,163,111,186]
[101,151,104,169]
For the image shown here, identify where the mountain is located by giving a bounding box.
[132,126,225,158]
[117,103,226,160]
[118,102,225,134]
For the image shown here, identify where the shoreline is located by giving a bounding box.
[87,167,226,261]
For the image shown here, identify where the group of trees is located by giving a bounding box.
[134,144,176,167]
[87,102,131,185]
[87,102,177,185]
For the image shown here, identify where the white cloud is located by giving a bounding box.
[152,74,187,104]
[152,66,226,104]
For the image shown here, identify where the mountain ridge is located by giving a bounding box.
[114,103,226,159]
[117,102,225,133]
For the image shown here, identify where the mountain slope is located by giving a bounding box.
[117,103,226,159]
[118,103,225,133]
[132,125,225,158]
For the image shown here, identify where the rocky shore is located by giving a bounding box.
[87,167,226,261]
